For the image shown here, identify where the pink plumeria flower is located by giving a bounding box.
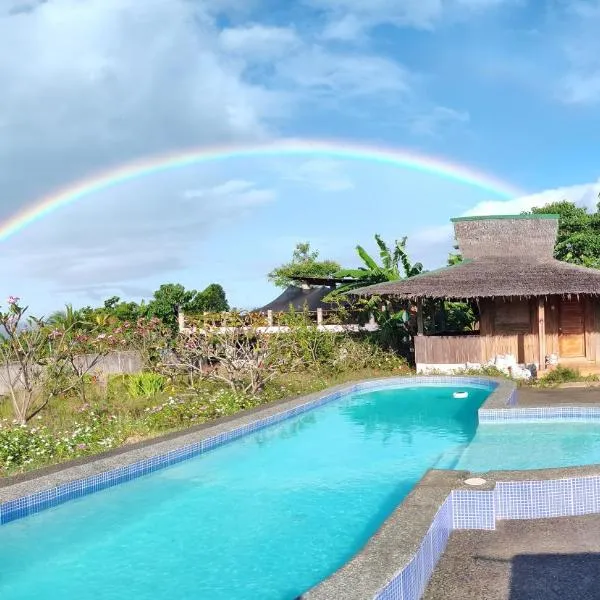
[7,296,19,305]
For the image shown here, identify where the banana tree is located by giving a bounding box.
[324,235,425,353]
[329,234,423,296]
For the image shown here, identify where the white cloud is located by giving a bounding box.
[279,47,411,97]
[283,159,355,192]
[410,106,470,137]
[305,0,518,37]
[0,0,279,223]
[183,179,276,206]
[219,24,301,60]
[462,180,600,216]
[4,174,277,290]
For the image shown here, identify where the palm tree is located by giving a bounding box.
[47,304,84,328]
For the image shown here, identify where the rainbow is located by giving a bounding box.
[0,138,525,242]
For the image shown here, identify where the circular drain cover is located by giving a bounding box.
[465,477,487,486]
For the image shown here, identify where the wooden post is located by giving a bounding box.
[439,300,447,333]
[317,308,323,325]
[416,299,424,336]
[538,298,546,372]
[267,310,273,327]
[177,308,185,332]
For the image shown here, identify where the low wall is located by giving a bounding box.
[0,351,142,395]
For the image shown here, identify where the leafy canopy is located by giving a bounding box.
[146,283,229,329]
[528,200,600,268]
[268,242,340,288]
[331,234,423,295]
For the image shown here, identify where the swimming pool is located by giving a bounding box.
[0,383,492,600]
[456,420,600,472]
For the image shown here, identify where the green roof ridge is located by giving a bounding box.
[451,214,560,222]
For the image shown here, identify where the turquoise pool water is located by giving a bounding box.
[455,420,600,472]
[0,384,490,600]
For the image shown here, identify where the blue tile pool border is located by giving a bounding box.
[371,470,600,600]
[0,375,500,526]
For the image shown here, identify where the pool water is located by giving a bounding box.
[455,421,600,472]
[0,385,490,600]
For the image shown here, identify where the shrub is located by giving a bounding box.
[331,337,407,373]
[142,389,261,430]
[0,410,125,472]
[538,366,583,386]
[126,372,166,398]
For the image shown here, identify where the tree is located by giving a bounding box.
[0,298,52,424]
[268,242,340,288]
[173,312,287,394]
[146,283,230,331]
[191,284,229,313]
[330,235,423,295]
[529,199,600,267]
[47,304,85,328]
[146,284,197,330]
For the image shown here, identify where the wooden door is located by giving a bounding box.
[559,298,585,357]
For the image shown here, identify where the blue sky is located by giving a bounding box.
[1,0,600,315]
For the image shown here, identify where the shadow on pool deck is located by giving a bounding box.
[423,515,600,600]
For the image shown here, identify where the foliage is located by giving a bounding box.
[142,389,262,431]
[126,373,166,398]
[528,200,600,268]
[273,309,339,368]
[176,312,288,395]
[330,336,407,372]
[537,366,584,386]
[0,298,55,424]
[115,317,173,371]
[146,283,230,331]
[443,301,478,332]
[330,234,423,295]
[0,409,125,472]
[268,242,340,288]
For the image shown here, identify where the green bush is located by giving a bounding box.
[539,366,584,385]
[142,389,261,430]
[0,411,126,472]
[126,372,166,398]
[332,337,407,373]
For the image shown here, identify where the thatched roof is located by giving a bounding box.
[257,285,343,312]
[352,214,600,300]
[453,214,559,259]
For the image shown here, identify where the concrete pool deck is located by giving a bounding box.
[517,386,600,407]
[423,514,600,600]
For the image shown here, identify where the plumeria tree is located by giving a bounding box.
[114,317,173,371]
[0,297,54,424]
[180,312,287,395]
[44,323,124,402]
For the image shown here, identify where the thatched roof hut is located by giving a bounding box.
[257,285,340,312]
[352,214,600,300]
[257,276,356,313]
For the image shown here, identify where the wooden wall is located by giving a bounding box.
[414,335,482,364]
[416,295,600,366]
[479,298,539,364]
